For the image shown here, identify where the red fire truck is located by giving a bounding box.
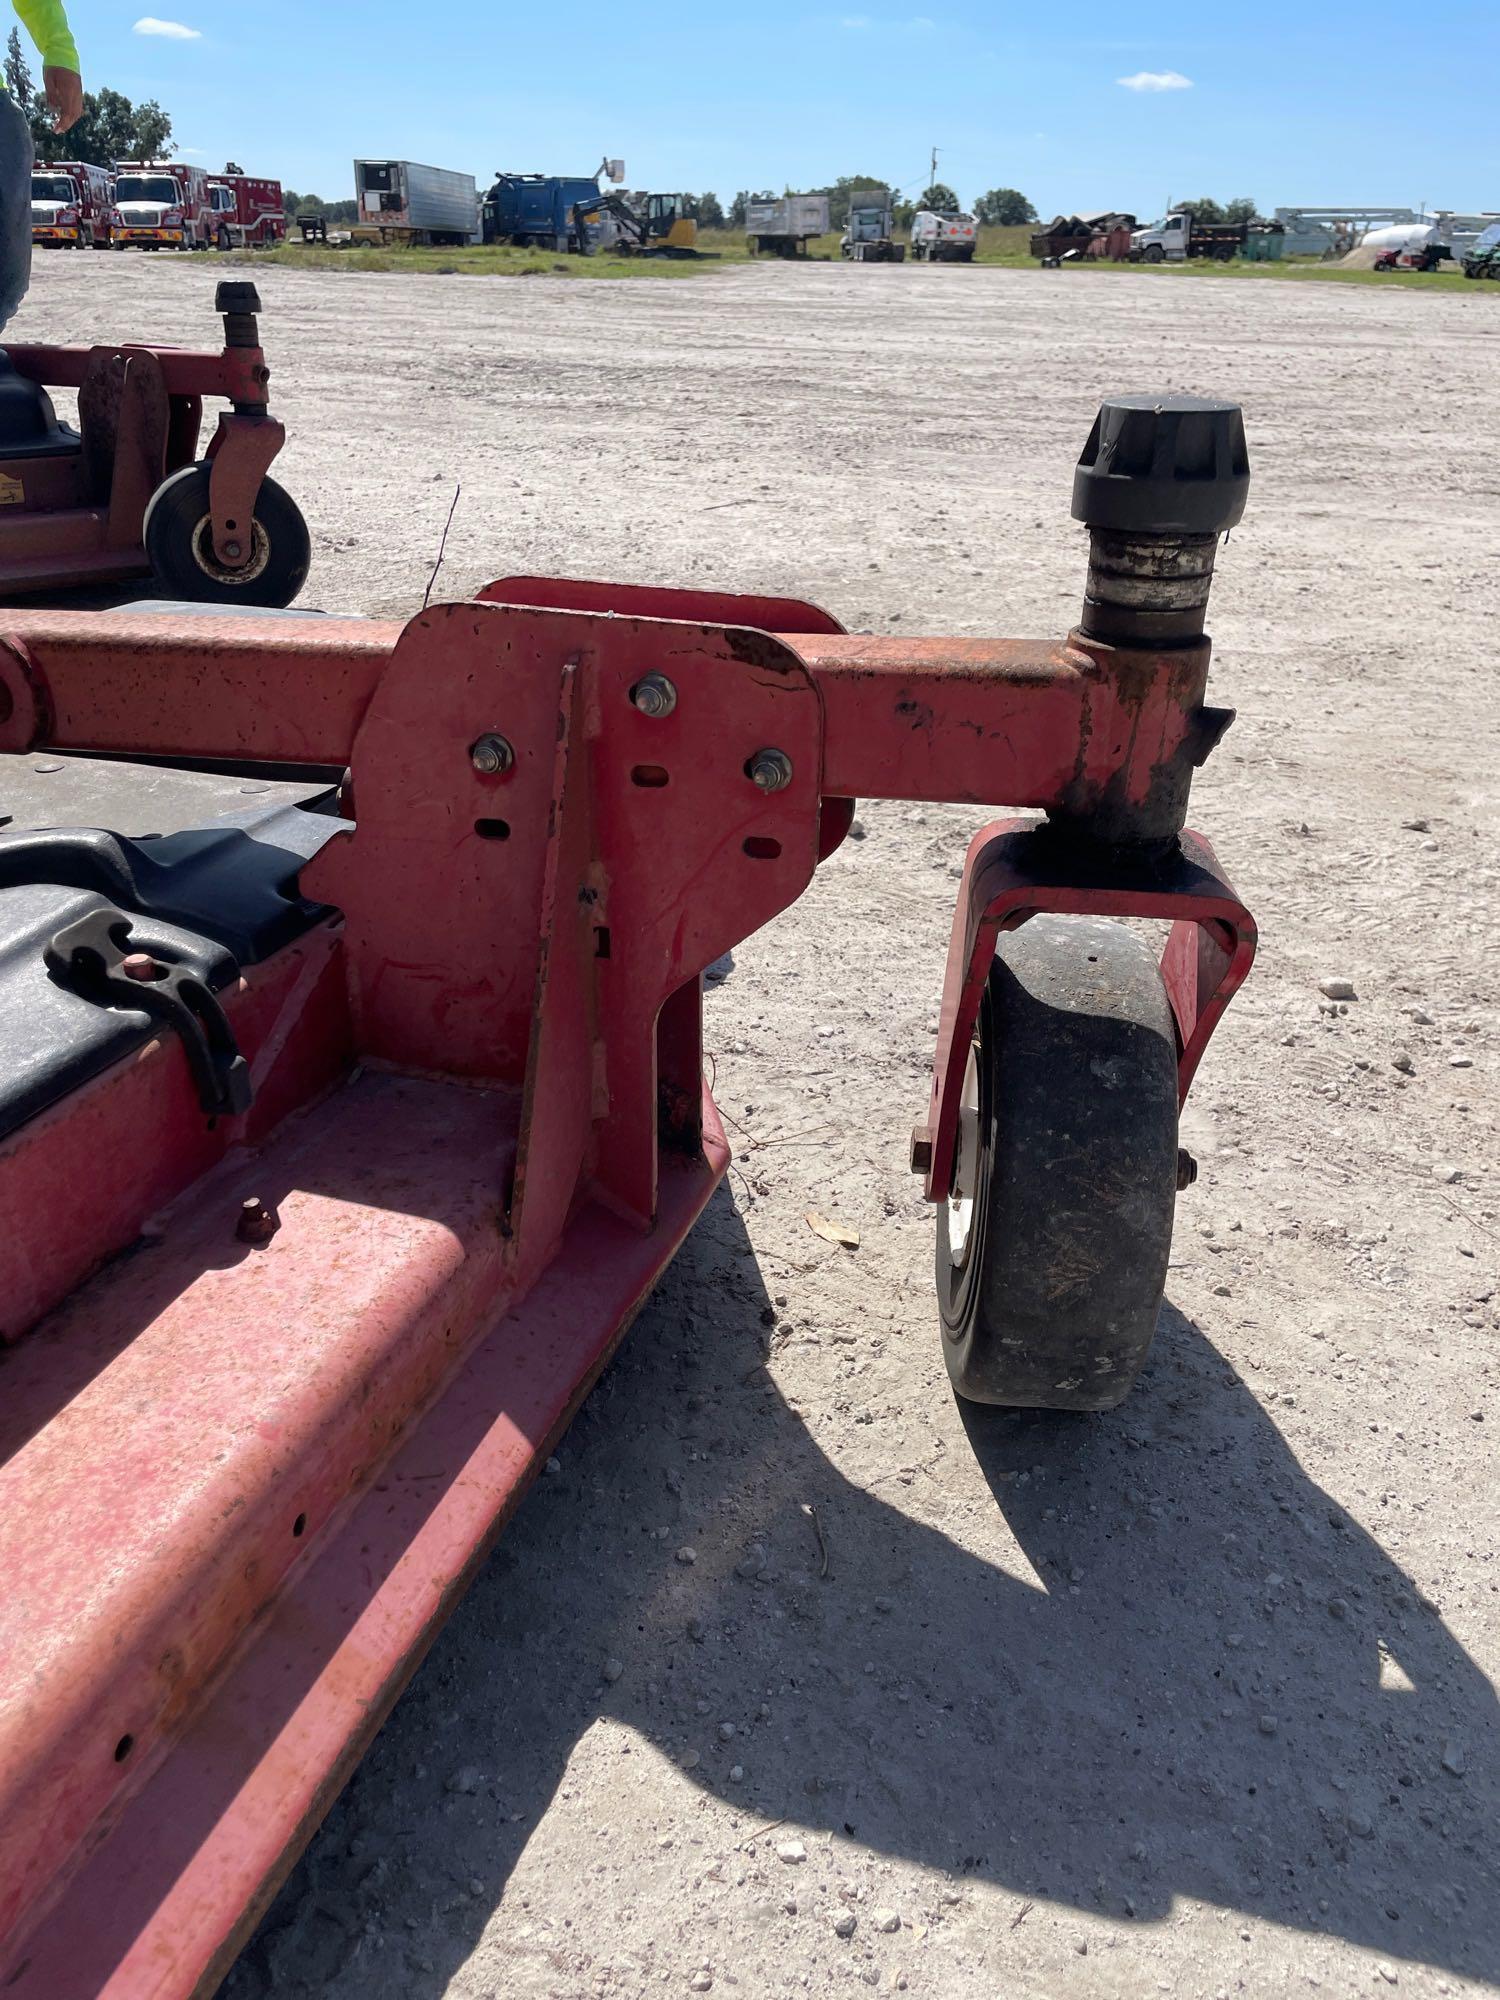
[207,171,287,249]
[110,161,214,250]
[30,160,112,249]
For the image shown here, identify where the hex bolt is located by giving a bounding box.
[236,1195,280,1245]
[1176,1147,1198,1191]
[630,673,677,719]
[747,748,793,793]
[469,733,514,776]
[909,1124,934,1176]
[121,952,165,982]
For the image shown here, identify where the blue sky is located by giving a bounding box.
[49,0,1500,216]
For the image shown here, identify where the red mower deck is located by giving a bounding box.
[0,395,1257,1997]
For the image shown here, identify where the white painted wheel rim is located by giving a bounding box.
[946,1039,982,1269]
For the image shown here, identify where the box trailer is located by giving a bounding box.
[352,160,480,245]
[746,193,829,257]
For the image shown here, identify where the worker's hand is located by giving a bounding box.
[42,66,83,134]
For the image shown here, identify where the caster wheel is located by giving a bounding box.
[936,914,1180,1410]
[143,464,311,608]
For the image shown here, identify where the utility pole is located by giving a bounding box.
[929,145,940,195]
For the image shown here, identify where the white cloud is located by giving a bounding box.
[133,17,202,38]
[1117,69,1192,91]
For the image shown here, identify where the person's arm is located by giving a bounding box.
[12,0,83,131]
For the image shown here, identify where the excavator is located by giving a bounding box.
[576,190,717,259]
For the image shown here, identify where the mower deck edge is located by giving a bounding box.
[0,1093,729,2000]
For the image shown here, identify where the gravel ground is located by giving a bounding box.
[13,254,1499,1999]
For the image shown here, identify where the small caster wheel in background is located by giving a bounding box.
[143,463,311,608]
[936,913,1180,1411]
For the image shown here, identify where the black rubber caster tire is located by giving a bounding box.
[936,913,1180,1410]
[143,464,311,608]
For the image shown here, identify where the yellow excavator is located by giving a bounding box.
[578,191,718,259]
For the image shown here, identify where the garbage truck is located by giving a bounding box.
[484,173,611,252]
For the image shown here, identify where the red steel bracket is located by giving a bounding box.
[205,412,287,569]
[917,819,1257,1201]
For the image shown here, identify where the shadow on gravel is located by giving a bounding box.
[228,1187,1498,1997]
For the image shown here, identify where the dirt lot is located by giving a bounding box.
[14,254,1499,1999]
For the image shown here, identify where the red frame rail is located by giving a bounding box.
[0,575,1253,1997]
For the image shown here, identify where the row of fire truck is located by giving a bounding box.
[30,161,286,252]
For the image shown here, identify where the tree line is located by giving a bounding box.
[1173,196,1259,224]
[5,27,171,165]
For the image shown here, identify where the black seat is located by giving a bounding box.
[0,350,80,461]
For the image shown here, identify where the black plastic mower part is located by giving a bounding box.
[0,351,80,460]
[1072,393,1250,537]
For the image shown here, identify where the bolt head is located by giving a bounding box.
[1176,1147,1198,1191]
[236,1195,280,1245]
[122,952,164,982]
[631,673,677,719]
[470,733,514,776]
[910,1124,934,1176]
[747,748,793,794]
[223,540,242,561]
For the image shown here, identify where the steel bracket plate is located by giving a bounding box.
[917,819,1256,1201]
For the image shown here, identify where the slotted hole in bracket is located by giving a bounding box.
[631,765,670,789]
[475,818,511,841]
[743,836,782,860]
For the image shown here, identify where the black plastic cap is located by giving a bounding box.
[1072,394,1249,536]
[214,280,262,315]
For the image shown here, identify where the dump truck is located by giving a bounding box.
[483,174,608,251]
[30,160,111,249]
[745,192,830,256]
[840,189,905,262]
[206,173,286,251]
[910,208,977,262]
[352,159,480,245]
[1129,210,1246,262]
